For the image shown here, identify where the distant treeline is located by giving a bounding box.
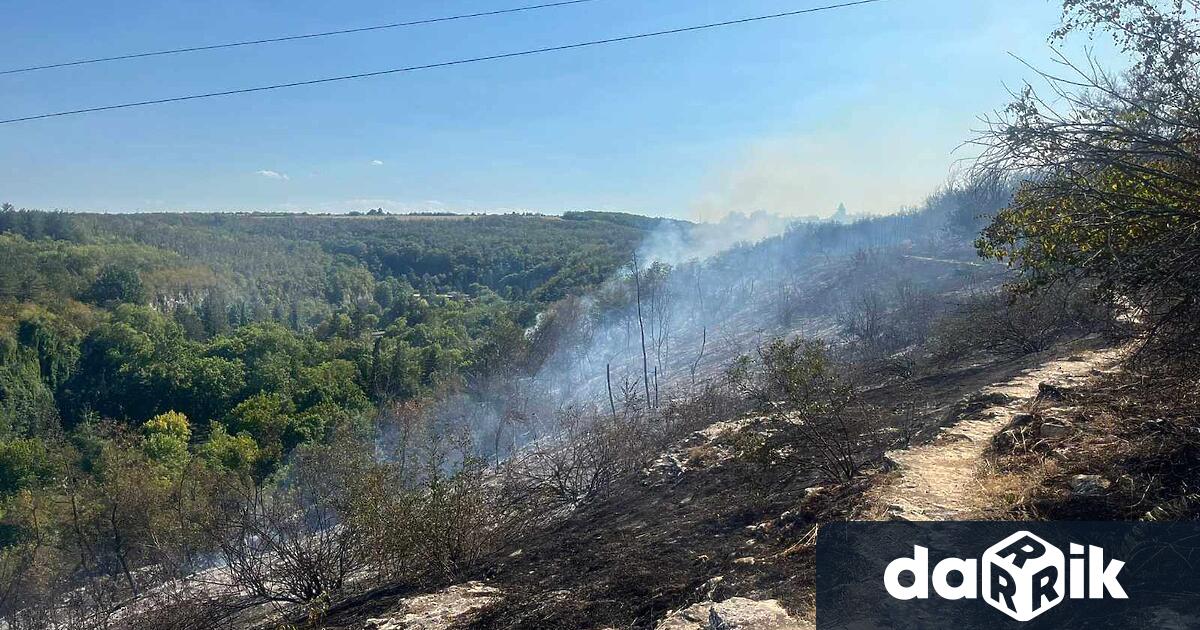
[0,207,668,455]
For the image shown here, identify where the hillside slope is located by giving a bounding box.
[302,338,1116,630]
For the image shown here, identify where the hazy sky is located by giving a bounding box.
[0,0,1118,218]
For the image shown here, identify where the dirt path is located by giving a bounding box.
[868,345,1125,521]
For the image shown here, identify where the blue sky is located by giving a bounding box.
[0,0,1116,219]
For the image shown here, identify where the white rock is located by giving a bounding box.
[655,597,812,630]
[364,581,500,630]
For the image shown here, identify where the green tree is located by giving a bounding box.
[0,438,53,497]
[0,338,59,437]
[17,313,80,391]
[200,423,260,474]
[294,360,369,413]
[975,0,1200,356]
[226,393,295,465]
[142,411,191,467]
[87,264,146,305]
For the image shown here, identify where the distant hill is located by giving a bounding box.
[561,210,692,232]
[61,210,676,303]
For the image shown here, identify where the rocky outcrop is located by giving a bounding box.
[654,597,812,630]
[363,582,500,630]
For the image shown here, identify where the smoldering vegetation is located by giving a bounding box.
[7,2,1198,626]
[476,176,1019,449]
[0,176,1126,629]
[379,177,1022,484]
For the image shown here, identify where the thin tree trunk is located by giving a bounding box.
[632,255,651,409]
[110,503,138,595]
[607,363,617,420]
[68,481,95,574]
[653,365,659,409]
[691,326,707,386]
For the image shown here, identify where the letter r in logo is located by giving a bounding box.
[982,531,1065,621]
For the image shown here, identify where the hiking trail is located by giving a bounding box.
[867,346,1125,521]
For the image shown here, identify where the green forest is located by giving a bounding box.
[0,209,669,606]
[0,206,665,450]
[2,0,1200,627]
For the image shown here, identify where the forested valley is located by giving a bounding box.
[0,173,1111,628]
[0,208,666,618]
[2,0,1200,628]
[0,188,1027,627]
[0,208,674,458]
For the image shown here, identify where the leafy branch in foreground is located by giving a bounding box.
[973,0,1200,359]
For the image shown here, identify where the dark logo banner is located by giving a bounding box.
[816,521,1200,628]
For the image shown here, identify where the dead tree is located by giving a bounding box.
[631,255,652,409]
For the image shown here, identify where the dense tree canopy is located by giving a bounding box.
[0,210,663,463]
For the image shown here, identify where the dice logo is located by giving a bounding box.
[982,531,1064,621]
[882,529,1125,621]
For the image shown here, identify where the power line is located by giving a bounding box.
[0,0,602,76]
[0,0,886,126]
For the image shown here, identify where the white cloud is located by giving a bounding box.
[371,160,384,166]
[255,170,289,180]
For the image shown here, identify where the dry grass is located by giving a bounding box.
[684,445,722,468]
[975,452,1060,519]
[979,369,1200,520]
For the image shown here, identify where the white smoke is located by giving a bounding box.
[636,211,798,267]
